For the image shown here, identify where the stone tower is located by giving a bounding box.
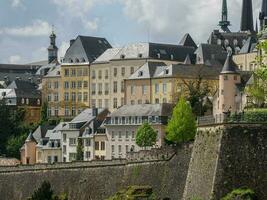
[47,29,58,64]
[218,54,241,115]
[219,0,231,32]
[240,0,254,32]
[24,132,37,164]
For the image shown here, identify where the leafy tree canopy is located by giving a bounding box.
[136,122,157,148]
[166,97,196,144]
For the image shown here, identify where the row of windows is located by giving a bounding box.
[107,116,161,125]
[91,82,125,95]
[91,67,135,79]
[64,81,88,89]
[129,98,168,105]
[91,97,124,109]
[64,92,88,102]
[47,81,59,89]
[64,68,88,77]
[111,145,135,155]
[111,130,135,140]
[129,83,168,95]
[21,98,40,105]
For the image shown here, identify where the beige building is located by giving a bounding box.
[21,132,37,164]
[104,104,174,160]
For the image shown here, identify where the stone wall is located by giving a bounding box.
[0,143,192,200]
[183,123,267,200]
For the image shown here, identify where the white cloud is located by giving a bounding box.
[84,18,99,31]
[8,55,22,64]
[11,0,23,8]
[0,20,51,37]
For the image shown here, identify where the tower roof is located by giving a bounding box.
[221,54,239,74]
[25,132,36,143]
[219,0,231,32]
[241,0,254,32]
[179,33,197,49]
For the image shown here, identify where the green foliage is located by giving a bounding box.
[230,109,267,123]
[29,181,68,200]
[166,97,196,144]
[136,122,157,148]
[221,188,257,200]
[6,133,27,158]
[40,102,48,125]
[76,138,84,161]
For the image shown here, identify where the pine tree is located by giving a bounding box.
[166,97,196,144]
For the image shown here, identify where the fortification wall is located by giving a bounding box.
[183,123,267,200]
[0,144,192,200]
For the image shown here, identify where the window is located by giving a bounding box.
[155,84,159,94]
[47,82,52,89]
[64,81,69,89]
[118,131,122,139]
[113,98,118,108]
[63,145,66,154]
[121,81,125,92]
[118,145,122,154]
[85,138,91,146]
[84,81,88,88]
[83,68,88,76]
[224,75,228,80]
[105,70,109,79]
[64,92,69,101]
[69,138,76,146]
[131,100,135,105]
[91,99,96,108]
[111,131,115,139]
[126,145,129,152]
[64,69,69,77]
[71,69,76,76]
[92,83,96,95]
[54,156,58,163]
[26,98,29,105]
[71,106,76,116]
[121,98,124,106]
[77,81,82,88]
[55,106,59,116]
[92,70,96,79]
[47,94,52,102]
[54,81,58,89]
[78,92,82,102]
[71,81,76,89]
[83,92,88,101]
[130,67,135,74]
[113,68,117,77]
[47,107,51,117]
[86,151,91,159]
[71,92,76,101]
[126,131,129,139]
[121,67,125,76]
[142,85,147,95]
[95,141,99,150]
[101,142,105,150]
[98,83,102,95]
[155,98,159,104]
[77,69,83,76]
[47,156,52,164]
[132,131,135,139]
[163,83,167,94]
[98,70,102,79]
[131,85,135,95]
[105,83,109,95]
[98,99,102,108]
[234,75,237,80]
[111,145,115,153]
[113,81,117,93]
[105,99,109,108]
[63,134,67,142]
[65,106,69,116]
[53,93,58,102]
[138,71,143,77]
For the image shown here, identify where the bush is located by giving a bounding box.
[221,188,257,200]
[229,109,267,123]
[136,122,157,148]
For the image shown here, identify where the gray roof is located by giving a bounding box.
[112,42,195,62]
[239,36,257,54]
[32,125,56,143]
[44,64,61,78]
[109,104,174,117]
[128,61,167,80]
[93,48,122,63]
[179,33,197,49]
[71,108,104,123]
[45,122,65,140]
[25,132,36,143]
[63,36,112,64]
[221,55,239,74]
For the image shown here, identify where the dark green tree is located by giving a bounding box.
[6,133,27,158]
[136,122,157,149]
[76,138,84,161]
[30,181,54,200]
[40,101,48,125]
[166,97,196,144]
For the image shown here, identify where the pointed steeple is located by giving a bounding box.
[221,54,239,74]
[219,0,231,32]
[259,0,267,30]
[179,33,197,49]
[240,0,254,32]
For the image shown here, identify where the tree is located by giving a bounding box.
[6,133,27,158]
[76,138,84,161]
[166,97,196,144]
[136,122,157,149]
[40,102,48,125]
[30,181,54,200]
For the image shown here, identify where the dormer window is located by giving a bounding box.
[138,71,143,77]
[81,58,86,62]
[157,53,161,59]
[75,58,79,63]
[69,59,73,63]
[120,54,125,59]
[170,54,174,60]
[165,69,169,75]
[138,53,143,58]
[21,98,25,104]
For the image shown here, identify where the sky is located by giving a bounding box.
[0,0,262,64]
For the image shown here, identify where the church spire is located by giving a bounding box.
[240,0,254,32]
[219,0,231,32]
[47,25,58,64]
[259,0,267,30]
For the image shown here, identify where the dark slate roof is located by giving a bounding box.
[0,64,40,72]
[195,43,228,66]
[63,36,112,64]
[112,42,195,62]
[128,61,167,80]
[109,104,174,117]
[221,55,239,74]
[240,0,254,32]
[7,80,37,90]
[33,125,56,143]
[179,33,197,49]
[26,132,36,143]
[239,36,257,54]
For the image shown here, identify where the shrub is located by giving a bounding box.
[221,188,257,200]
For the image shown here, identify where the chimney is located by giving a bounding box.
[70,39,75,47]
